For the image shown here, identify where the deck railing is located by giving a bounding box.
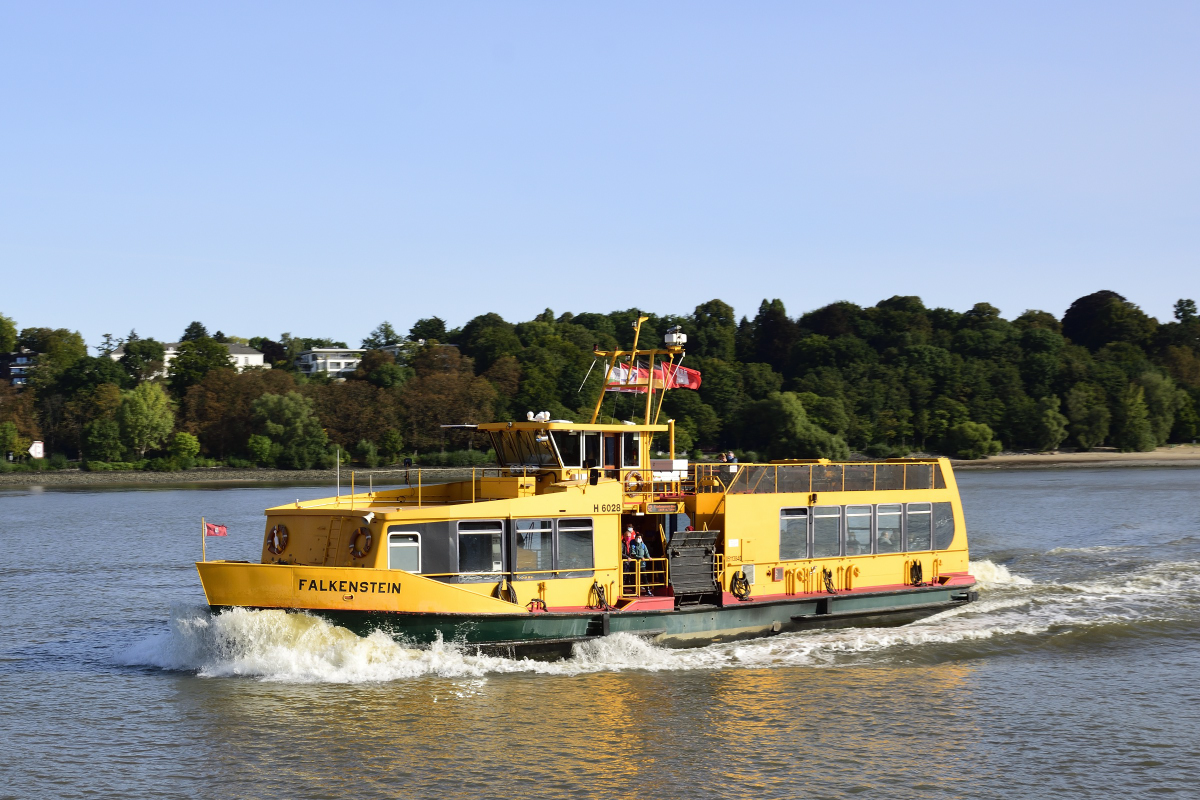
[692,461,946,495]
[621,557,669,597]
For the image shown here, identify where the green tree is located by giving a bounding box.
[120,338,166,382]
[181,322,209,342]
[252,391,329,469]
[117,382,175,458]
[1062,291,1157,351]
[246,433,275,466]
[944,421,1002,459]
[1065,383,1111,450]
[1112,384,1156,452]
[1034,395,1070,451]
[1174,298,1197,323]
[409,317,447,342]
[742,391,849,460]
[0,421,17,456]
[361,322,402,349]
[690,299,737,361]
[352,349,412,388]
[168,431,201,460]
[0,314,16,353]
[82,419,123,461]
[355,439,381,467]
[380,429,404,462]
[168,338,232,396]
[1137,372,1186,445]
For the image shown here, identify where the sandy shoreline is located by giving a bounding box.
[0,466,480,488]
[2,446,1199,488]
[951,444,1200,470]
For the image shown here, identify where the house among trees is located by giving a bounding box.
[110,341,268,378]
[295,347,365,378]
[0,348,38,387]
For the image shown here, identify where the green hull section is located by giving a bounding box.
[213,584,975,660]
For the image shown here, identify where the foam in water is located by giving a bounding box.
[120,558,1197,683]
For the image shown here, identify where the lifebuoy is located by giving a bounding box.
[348,527,373,559]
[624,471,644,492]
[266,524,289,555]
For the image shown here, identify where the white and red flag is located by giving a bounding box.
[604,361,701,393]
[205,522,228,537]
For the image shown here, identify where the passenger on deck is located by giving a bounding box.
[629,534,652,595]
[846,532,864,555]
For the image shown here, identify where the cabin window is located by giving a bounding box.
[488,431,560,468]
[556,518,594,577]
[845,505,872,555]
[515,519,554,578]
[458,520,504,574]
[551,431,582,468]
[813,506,841,558]
[583,433,601,469]
[603,435,619,469]
[388,531,421,572]
[933,502,955,550]
[779,508,809,560]
[906,503,932,551]
[876,504,902,554]
[622,432,640,467]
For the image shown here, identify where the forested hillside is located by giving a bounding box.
[1,290,1197,470]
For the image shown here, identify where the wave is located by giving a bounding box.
[120,558,1198,683]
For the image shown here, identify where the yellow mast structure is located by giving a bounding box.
[589,315,686,425]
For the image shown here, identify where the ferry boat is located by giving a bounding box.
[196,318,978,658]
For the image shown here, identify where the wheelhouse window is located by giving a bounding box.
[933,502,956,550]
[583,433,601,469]
[556,518,594,577]
[551,431,583,468]
[813,506,841,558]
[845,505,871,555]
[906,503,932,551]
[779,508,809,560]
[387,530,421,572]
[876,504,902,554]
[488,431,561,469]
[622,432,640,468]
[458,520,503,574]
[515,519,553,578]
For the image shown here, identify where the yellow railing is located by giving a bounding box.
[621,556,669,597]
[692,461,945,495]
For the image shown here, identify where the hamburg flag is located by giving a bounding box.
[604,361,702,393]
[205,522,228,537]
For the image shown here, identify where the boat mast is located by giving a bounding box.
[588,315,685,426]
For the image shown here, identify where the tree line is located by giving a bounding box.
[1,290,1197,471]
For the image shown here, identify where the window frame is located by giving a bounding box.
[812,505,843,559]
[779,507,810,561]
[875,503,903,555]
[387,529,422,573]
[554,517,595,578]
[457,519,505,578]
[844,504,873,557]
[905,502,933,552]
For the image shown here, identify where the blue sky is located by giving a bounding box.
[2,1,1197,350]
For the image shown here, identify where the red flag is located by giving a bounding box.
[657,362,702,390]
[604,361,702,393]
[205,522,228,537]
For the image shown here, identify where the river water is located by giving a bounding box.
[1,467,1199,799]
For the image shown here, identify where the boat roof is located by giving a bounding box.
[476,421,669,433]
